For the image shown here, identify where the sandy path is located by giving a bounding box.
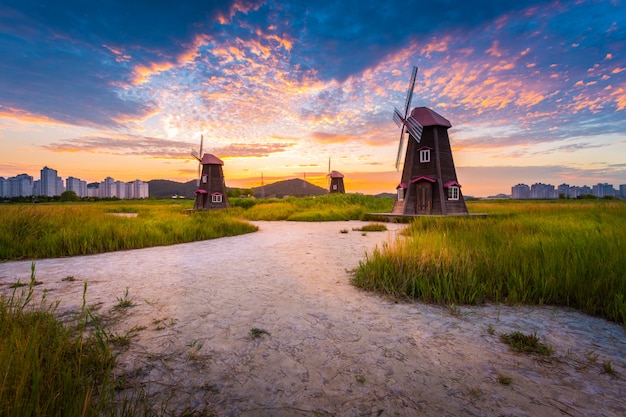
[1,221,624,416]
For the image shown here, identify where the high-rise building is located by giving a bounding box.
[592,183,615,198]
[620,184,626,199]
[511,183,530,199]
[40,166,63,196]
[530,183,557,199]
[8,174,34,197]
[0,177,8,197]
[99,177,116,198]
[66,176,87,197]
[128,179,149,199]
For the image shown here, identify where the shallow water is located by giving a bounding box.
[1,221,624,416]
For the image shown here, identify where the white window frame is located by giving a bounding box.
[211,193,223,203]
[419,149,430,163]
[447,186,459,200]
[202,174,208,184]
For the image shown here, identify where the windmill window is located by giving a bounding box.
[419,149,430,163]
[447,186,460,200]
[202,174,208,184]
[212,194,223,203]
[332,184,337,190]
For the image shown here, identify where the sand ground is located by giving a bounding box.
[0,220,624,416]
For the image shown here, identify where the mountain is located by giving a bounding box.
[148,179,197,198]
[253,178,328,198]
[148,177,328,199]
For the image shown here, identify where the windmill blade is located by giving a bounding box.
[395,126,406,170]
[393,108,405,128]
[405,115,424,143]
[403,66,418,118]
[199,134,204,157]
[191,149,200,160]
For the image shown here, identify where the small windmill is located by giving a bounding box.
[327,157,345,194]
[391,66,468,216]
[191,135,229,210]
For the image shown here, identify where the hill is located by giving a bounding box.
[253,178,328,198]
[148,179,197,198]
[148,178,329,199]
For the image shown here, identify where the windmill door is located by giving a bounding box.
[415,183,432,214]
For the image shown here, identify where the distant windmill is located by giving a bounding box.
[327,157,345,194]
[391,66,468,216]
[191,135,229,210]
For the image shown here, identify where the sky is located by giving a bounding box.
[1,0,625,197]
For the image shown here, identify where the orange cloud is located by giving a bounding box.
[0,106,70,126]
[310,132,357,144]
[132,61,176,85]
[610,86,626,111]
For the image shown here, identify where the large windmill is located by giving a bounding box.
[391,66,468,216]
[191,135,229,210]
[327,157,345,194]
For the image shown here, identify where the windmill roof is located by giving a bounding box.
[329,170,344,178]
[410,107,452,128]
[444,181,462,188]
[411,176,436,183]
[200,154,224,165]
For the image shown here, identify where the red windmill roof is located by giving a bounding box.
[200,154,224,165]
[410,107,452,128]
[329,170,344,179]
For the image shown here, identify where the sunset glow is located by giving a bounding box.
[1,1,625,196]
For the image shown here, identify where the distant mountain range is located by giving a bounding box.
[148,178,328,199]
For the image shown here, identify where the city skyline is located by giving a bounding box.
[0,165,149,199]
[1,1,625,197]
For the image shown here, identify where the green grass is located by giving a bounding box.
[499,331,553,355]
[0,200,258,261]
[352,223,388,232]
[232,193,394,221]
[353,200,626,325]
[0,264,113,417]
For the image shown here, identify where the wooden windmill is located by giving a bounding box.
[327,158,345,194]
[391,66,468,216]
[191,135,229,210]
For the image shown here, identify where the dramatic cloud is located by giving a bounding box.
[1,0,625,194]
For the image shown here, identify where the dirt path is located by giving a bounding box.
[1,221,624,416]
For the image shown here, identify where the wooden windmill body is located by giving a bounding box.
[328,170,345,193]
[192,136,229,210]
[392,67,468,216]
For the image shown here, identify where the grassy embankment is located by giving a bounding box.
[230,193,394,221]
[0,200,257,261]
[0,195,394,261]
[353,199,626,325]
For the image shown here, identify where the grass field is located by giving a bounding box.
[0,200,257,261]
[1,197,624,415]
[230,193,394,221]
[353,199,626,325]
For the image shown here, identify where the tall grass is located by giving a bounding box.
[233,193,394,221]
[0,263,114,416]
[1,264,212,416]
[0,201,257,261]
[353,200,626,325]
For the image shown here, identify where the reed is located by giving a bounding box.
[0,201,257,261]
[353,200,626,325]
